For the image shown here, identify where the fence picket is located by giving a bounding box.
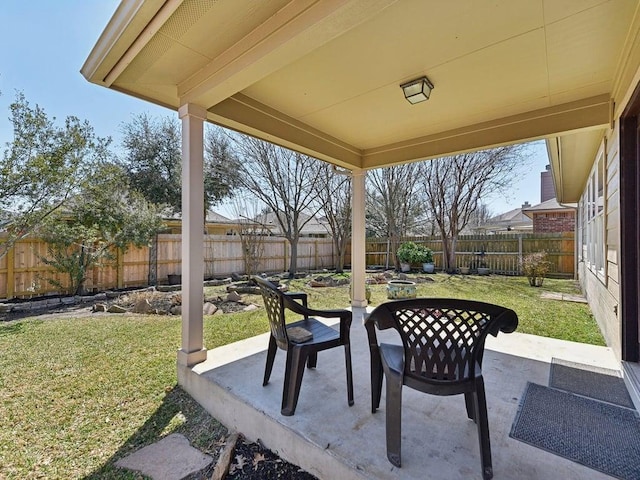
[0,232,574,299]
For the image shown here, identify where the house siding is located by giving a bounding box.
[578,122,621,360]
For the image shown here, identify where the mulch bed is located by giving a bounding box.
[225,437,318,480]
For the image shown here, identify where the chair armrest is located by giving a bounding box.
[282,295,352,325]
[285,291,308,308]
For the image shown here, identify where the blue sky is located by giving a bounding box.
[0,0,550,216]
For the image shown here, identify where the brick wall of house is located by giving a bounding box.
[532,211,575,233]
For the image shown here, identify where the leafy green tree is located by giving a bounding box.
[120,113,182,213]
[0,93,110,258]
[120,115,239,213]
[38,163,163,295]
[204,126,241,208]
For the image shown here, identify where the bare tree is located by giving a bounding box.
[420,145,529,271]
[230,196,270,278]
[233,136,323,277]
[366,164,423,269]
[313,164,351,273]
[466,203,493,234]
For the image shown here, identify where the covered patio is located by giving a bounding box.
[81,1,640,478]
[180,307,620,479]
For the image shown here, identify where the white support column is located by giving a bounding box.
[177,104,207,367]
[351,168,367,308]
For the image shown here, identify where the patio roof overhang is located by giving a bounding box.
[82,0,640,201]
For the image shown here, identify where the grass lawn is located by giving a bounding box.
[0,274,604,478]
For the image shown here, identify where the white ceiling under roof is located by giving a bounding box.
[83,0,640,202]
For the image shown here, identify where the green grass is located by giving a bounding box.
[0,274,603,478]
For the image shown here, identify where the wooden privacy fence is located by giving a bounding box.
[0,234,336,299]
[0,232,574,299]
[365,233,575,277]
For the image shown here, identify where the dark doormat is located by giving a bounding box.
[550,358,635,408]
[510,382,640,480]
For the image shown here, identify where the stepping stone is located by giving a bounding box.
[115,433,213,480]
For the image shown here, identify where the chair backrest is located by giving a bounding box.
[253,276,289,349]
[368,298,517,385]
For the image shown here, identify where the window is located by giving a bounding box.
[583,150,606,278]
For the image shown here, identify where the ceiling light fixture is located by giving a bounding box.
[400,76,434,104]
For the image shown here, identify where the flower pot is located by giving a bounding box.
[400,262,411,273]
[423,262,435,273]
[459,266,470,275]
[167,274,182,285]
[477,267,490,276]
[386,280,417,299]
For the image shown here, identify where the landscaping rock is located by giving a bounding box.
[203,278,232,287]
[156,285,182,293]
[107,304,128,313]
[0,304,12,313]
[93,303,108,312]
[115,433,213,480]
[132,298,153,314]
[242,304,259,312]
[226,291,242,302]
[170,305,182,316]
[203,302,218,315]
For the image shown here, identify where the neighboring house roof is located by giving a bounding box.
[255,211,329,236]
[163,209,236,225]
[475,203,533,233]
[522,198,576,219]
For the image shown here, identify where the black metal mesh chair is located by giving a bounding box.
[364,298,518,480]
[254,276,354,416]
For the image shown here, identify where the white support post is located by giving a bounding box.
[351,168,367,308]
[177,104,207,367]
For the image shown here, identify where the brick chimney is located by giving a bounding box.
[540,164,554,202]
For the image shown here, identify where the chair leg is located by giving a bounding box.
[370,347,383,413]
[281,347,307,416]
[464,392,475,421]
[385,371,403,467]
[263,335,278,386]
[307,352,317,369]
[344,343,354,406]
[473,378,493,480]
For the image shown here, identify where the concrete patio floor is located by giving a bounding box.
[178,308,623,480]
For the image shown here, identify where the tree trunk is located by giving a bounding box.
[288,238,298,278]
[447,235,458,272]
[441,235,455,273]
[334,236,344,273]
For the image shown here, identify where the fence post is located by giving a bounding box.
[117,248,124,289]
[518,235,523,275]
[314,240,319,269]
[7,247,14,299]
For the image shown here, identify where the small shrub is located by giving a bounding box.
[521,251,552,287]
[397,242,434,264]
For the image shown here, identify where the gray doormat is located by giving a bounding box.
[550,358,634,408]
[510,382,640,480]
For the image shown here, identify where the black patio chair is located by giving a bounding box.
[253,276,354,416]
[364,298,518,480]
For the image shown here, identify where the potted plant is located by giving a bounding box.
[397,242,434,273]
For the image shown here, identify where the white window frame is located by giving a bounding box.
[583,147,606,281]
